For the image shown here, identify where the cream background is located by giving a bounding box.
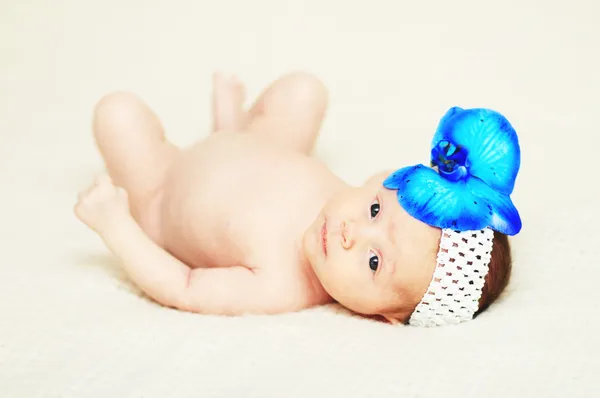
[1,0,599,397]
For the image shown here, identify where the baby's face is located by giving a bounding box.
[303,171,441,322]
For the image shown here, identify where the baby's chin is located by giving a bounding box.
[300,229,313,263]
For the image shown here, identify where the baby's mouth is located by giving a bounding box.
[321,219,328,256]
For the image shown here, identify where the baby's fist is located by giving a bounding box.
[75,174,130,234]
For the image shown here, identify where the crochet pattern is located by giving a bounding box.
[409,228,494,327]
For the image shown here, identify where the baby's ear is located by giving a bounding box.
[380,307,413,325]
[381,313,402,325]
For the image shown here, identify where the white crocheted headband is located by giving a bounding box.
[408,227,494,327]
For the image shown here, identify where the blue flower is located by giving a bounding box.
[383,107,522,235]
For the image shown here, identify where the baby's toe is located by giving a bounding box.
[212,71,246,131]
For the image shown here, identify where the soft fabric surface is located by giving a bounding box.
[2,1,599,396]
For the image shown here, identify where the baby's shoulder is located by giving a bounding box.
[256,254,329,310]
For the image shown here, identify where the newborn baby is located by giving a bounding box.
[75,72,521,326]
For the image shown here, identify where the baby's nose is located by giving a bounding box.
[341,221,356,249]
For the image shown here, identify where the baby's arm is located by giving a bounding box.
[75,175,284,315]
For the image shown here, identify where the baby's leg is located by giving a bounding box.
[93,92,178,242]
[212,72,328,154]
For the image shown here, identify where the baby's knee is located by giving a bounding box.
[282,71,328,105]
[93,91,145,123]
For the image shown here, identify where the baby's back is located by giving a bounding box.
[160,132,341,290]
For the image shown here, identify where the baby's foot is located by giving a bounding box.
[212,72,247,132]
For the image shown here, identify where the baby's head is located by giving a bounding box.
[304,106,521,327]
[303,170,512,325]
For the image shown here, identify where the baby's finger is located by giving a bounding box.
[94,173,112,186]
[73,202,86,221]
[77,184,95,202]
[115,186,128,199]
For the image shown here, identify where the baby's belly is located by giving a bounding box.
[159,133,323,269]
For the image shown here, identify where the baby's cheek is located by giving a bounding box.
[323,258,361,302]
[328,260,385,314]
[319,258,346,296]
[323,187,359,215]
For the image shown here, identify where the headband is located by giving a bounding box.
[383,106,522,327]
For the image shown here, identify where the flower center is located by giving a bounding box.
[430,140,469,181]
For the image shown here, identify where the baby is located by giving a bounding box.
[75,72,521,327]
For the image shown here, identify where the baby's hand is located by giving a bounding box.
[75,174,131,234]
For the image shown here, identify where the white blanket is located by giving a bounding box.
[2,0,599,396]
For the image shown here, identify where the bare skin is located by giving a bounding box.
[75,72,440,322]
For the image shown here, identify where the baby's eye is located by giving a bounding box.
[370,199,381,219]
[368,251,379,272]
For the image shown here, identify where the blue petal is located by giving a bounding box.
[432,107,521,195]
[431,106,464,147]
[383,165,522,235]
[467,178,522,235]
[383,165,486,231]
